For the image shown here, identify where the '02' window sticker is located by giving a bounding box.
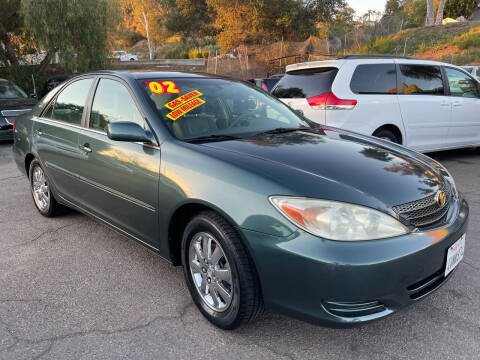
[164,90,203,110]
[146,81,181,94]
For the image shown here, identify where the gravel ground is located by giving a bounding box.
[0,141,479,360]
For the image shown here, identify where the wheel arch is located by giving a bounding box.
[167,200,245,266]
[25,153,35,176]
[372,124,403,145]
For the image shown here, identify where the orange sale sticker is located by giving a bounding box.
[166,97,205,121]
[146,81,181,94]
[164,90,203,110]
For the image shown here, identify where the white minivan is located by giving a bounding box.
[271,56,480,153]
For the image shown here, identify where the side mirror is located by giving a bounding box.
[107,122,154,143]
[30,93,37,99]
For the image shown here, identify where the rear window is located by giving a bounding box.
[0,81,28,99]
[350,64,397,94]
[271,68,338,99]
[399,65,444,95]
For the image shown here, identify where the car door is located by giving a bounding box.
[33,77,95,202]
[74,77,160,248]
[443,66,480,147]
[396,64,451,152]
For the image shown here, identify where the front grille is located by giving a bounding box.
[392,183,451,228]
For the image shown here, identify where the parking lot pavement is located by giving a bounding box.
[0,141,479,360]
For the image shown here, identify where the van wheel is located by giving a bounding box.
[181,211,263,329]
[29,159,63,217]
[373,129,400,144]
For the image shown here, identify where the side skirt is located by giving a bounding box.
[57,194,173,264]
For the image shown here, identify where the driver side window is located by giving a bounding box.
[89,79,145,132]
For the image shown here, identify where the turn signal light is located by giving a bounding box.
[307,92,357,110]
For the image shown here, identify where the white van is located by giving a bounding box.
[272,55,480,153]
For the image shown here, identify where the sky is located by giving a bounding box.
[347,0,387,16]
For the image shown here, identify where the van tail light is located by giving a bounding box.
[307,92,357,110]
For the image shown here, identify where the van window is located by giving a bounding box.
[444,67,480,99]
[350,64,397,94]
[399,65,444,95]
[271,68,338,99]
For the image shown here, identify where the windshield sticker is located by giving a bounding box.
[164,90,203,110]
[166,97,205,121]
[146,81,181,94]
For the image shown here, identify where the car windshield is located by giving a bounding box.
[0,81,28,99]
[139,78,311,141]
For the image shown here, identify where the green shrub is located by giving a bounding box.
[455,30,480,50]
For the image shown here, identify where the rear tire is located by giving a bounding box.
[29,159,63,217]
[181,211,263,329]
[373,128,400,144]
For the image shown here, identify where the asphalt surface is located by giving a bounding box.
[0,141,479,360]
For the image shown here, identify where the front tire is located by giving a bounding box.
[181,211,263,329]
[29,159,62,217]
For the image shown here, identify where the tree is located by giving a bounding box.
[164,0,216,38]
[444,0,477,19]
[304,0,348,23]
[384,0,402,16]
[207,0,347,50]
[435,0,446,24]
[426,0,434,25]
[119,0,170,60]
[0,0,22,66]
[21,0,119,73]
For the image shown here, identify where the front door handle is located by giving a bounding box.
[79,143,92,153]
[453,101,462,107]
[34,129,43,136]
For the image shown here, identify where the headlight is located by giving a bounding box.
[269,197,409,241]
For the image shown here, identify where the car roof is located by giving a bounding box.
[285,58,458,73]
[82,70,225,81]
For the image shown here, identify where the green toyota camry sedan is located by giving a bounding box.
[12,71,468,329]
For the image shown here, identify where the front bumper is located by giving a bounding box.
[241,197,469,327]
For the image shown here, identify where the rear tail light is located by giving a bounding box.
[262,82,268,92]
[12,119,15,133]
[307,92,357,110]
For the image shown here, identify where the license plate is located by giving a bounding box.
[445,234,465,277]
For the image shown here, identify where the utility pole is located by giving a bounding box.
[143,10,153,61]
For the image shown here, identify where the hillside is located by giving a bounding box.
[358,21,480,65]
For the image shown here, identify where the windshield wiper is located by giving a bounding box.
[256,127,308,135]
[184,134,243,143]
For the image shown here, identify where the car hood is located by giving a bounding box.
[201,129,444,208]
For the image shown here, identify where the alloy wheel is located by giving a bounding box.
[31,165,50,211]
[188,232,233,312]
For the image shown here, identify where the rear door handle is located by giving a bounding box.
[453,101,462,107]
[79,143,92,153]
[440,101,450,107]
[34,129,43,136]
